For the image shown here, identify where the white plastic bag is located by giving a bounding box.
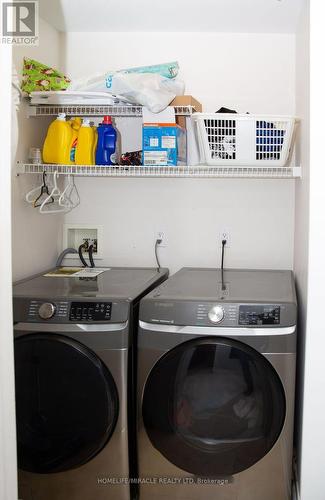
[70,72,185,113]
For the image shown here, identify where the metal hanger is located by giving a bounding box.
[58,175,80,210]
[39,171,71,214]
[59,175,74,209]
[32,171,54,208]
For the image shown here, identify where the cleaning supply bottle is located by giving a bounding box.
[43,113,73,164]
[68,116,82,164]
[75,119,97,165]
[92,124,98,161]
[95,116,118,165]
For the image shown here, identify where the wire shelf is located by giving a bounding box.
[16,163,301,179]
[27,104,197,118]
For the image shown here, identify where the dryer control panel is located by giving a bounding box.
[140,300,296,327]
[239,305,280,325]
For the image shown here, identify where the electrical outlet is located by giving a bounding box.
[63,224,103,259]
[155,231,167,248]
[219,230,231,247]
[217,282,230,298]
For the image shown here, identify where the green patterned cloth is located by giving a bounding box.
[21,58,70,94]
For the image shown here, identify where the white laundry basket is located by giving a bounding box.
[192,113,296,167]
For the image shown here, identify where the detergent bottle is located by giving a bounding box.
[95,116,118,165]
[68,116,82,164]
[43,113,73,164]
[92,124,98,161]
[75,119,97,165]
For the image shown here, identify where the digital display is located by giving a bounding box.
[69,302,112,321]
[239,305,280,326]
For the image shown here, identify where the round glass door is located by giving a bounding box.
[15,333,119,473]
[142,337,285,476]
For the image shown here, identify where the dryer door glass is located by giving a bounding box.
[15,333,119,473]
[142,337,286,476]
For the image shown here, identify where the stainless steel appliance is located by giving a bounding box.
[137,268,297,500]
[13,267,168,500]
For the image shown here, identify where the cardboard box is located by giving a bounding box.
[142,124,187,166]
[170,95,203,112]
[170,95,203,128]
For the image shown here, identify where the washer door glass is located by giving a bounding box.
[15,333,119,474]
[142,337,286,476]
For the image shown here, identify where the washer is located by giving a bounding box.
[137,268,297,500]
[13,267,168,500]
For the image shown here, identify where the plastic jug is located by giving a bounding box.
[68,117,82,163]
[75,118,97,165]
[43,113,74,164]
[75,119,97,165]
[95,116,117,165]
[92,125,98,161]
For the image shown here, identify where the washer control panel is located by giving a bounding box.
[15,297,132,324]
[69,302,112,322]
[28,300,69,320]
[27,300,112,322]
[38,302,56,320]
[239,305,280,325]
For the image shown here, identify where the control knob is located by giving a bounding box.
[38,302,56,320]
[208,305,224,324]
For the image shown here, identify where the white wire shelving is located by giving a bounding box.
[27,104,196,118]
[16,163,302,179]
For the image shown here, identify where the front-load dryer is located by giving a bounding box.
[137,267,297,500]
[13,267,168,500]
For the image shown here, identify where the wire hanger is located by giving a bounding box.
[59,175,80,211]
[59,175,74,209]
[26,171,80,214]
[69,176,80,208]
[25,171,53,206]
[33,171,55,208]
[39,171,70,214]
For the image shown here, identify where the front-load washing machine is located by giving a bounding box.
[137,268,297,500]
[13,267,168,500]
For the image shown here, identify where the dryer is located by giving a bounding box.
[13,267,168,500]
[137,268,297,500]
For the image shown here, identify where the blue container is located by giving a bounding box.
[95,116,117,165]
[142,124,186,166]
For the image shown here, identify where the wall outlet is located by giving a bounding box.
[217,282,230,298]
[219,230,231,247]
[63,224,103,259]
[155,231,168,248]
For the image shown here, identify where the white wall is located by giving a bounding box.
[12,18,64,281]
[0,39,18,500]
[62,33,296,273]
[63,32,295,114]
[298,2,325,499]
[293,0,310,496]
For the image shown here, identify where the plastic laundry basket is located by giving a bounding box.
[192,113,296,167]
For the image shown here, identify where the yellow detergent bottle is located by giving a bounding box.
[68,117,82,164]
[43,113,73,164]
[75,119,97,165]
[92,125,98,163]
